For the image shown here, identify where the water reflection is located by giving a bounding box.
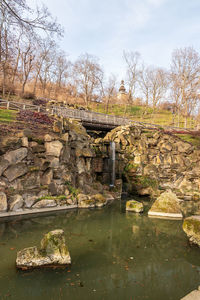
[0,200,199,300]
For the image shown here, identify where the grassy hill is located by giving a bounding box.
[90,103,197,129]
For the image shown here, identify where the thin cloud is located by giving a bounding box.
[37,0,200,77]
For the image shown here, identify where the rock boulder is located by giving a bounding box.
[0,192,7,212]
[16,229,71,269]
[126,200,144,213]
[183,216,200,247]
[148,190,183,219]
[10,194,23,211]
[45,141,63,157]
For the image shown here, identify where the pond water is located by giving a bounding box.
[0,199,200,300]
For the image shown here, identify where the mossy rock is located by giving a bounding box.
[148,190,183,219]
[40,230,70,258]
[92,194,107,208]
[183,216,200,246]
[16,229,71,269]
[126,200,144,213]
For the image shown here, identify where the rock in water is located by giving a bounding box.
[16,229,71,269]
[126,200,144,213]
[148,190,183,219]
[183,216,200,247]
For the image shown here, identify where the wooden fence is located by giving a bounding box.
[0,99,198,132]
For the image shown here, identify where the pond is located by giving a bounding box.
[0,199,199,300]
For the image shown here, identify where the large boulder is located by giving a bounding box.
[4,147,28,165]
[10,194,23,211]
[23,193,38,208]
[16,229,71,269]
[40,168,53,185]
[32,199,57,209]
[148,190,183,219]
[4,163,28,182]
[77,193,95,208]
[0,157,9,176]
[126,200,144,213]
[0,192,7,212]
[90,194,107,208]
[45,141,63,157]
[182,216,200,247]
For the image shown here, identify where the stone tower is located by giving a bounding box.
[118,80,126,94]
[117,80,127,104]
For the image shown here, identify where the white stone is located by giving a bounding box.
[148,211,183,219]
[44,134,52,142]
[10,194,23,211]
[45,141,63,157]
[0,192,7,212]
[21,137,28,147]
[32,199,57,208]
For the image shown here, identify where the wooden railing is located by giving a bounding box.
[0,100,131,127]
[53,106,131,127]
[0,99,198,131]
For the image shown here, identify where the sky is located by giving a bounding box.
[31,0,200,79]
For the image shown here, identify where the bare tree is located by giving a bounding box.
[149,67,168,108]
[17,35,35,94]
[139,66,168,111]
[1,0,63,35]
[53,51,71,98]
[139,65,151,107]
[102,74,117,113]
[38,49,56,97]
[170,47,200,127]
[73,53,104,108]
[123,50,141,102]
[0,0,63,98]
[32,38,56,94]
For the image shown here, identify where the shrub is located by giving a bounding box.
[17,110,53,125]
[21,92,36,100]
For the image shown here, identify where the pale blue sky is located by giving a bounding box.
[33,0,200,78]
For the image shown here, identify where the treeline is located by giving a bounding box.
[123,49,200,127]
[1,1,200,127]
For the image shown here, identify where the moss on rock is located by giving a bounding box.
[148,190,183,219]
[126,200,144,213]
[16,229,71,269]
[183,216,200,246]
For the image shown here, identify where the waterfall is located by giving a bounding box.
[110,141,116,187]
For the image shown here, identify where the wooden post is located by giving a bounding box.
[7,101,9,109]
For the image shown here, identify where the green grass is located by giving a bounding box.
[90,103,197,129]
[175,134,200,149]
[0,109,17,123]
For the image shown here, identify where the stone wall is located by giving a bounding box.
[0,120,199,217]
[94,125,200,216]
[0,119,120,214]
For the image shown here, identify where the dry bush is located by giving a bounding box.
[21,92,36,100]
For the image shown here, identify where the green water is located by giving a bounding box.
[0,200,200,300]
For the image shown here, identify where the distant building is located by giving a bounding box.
[117,80,128,104]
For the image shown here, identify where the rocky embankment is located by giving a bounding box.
[0,119,120,215]
[0,118,200,217]
[96,125,200,216]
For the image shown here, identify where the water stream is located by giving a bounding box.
[110,141,116,187]
[0,200,199,300]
